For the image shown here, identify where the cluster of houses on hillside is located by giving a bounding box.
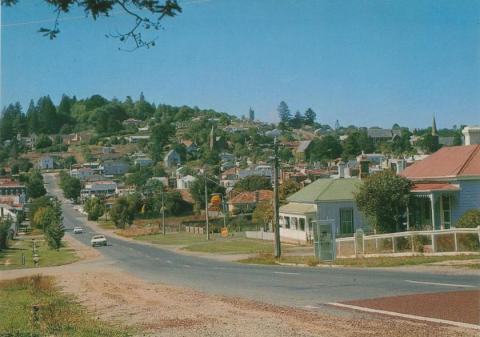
[276,126,480,243]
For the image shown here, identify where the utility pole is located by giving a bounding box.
[273,137,281,258]
[161,191,166,235]
[204,174,210,240]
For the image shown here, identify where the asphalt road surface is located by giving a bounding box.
[44,174,480,320]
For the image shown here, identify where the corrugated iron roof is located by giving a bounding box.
[279,202,316,215]
[287,178,362,203]
[411,183,460,193]
[229,190,273,204]
[401,145,480,179]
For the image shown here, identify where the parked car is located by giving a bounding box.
[91,235,107,247]
[73,227,83,234]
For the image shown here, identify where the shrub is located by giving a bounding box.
[456,209,480,228]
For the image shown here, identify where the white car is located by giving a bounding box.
[91,235,108,247]
[73,227,83,234]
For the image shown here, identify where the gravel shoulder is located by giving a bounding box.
[0,238,476,337]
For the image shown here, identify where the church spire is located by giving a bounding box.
[432,115,438,136]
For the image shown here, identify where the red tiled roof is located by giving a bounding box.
[229,190,273,204]
[0,179,24,188]
[411,183,460,193]
[401,145,480,179]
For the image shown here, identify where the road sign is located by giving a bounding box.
[221,227,228,237]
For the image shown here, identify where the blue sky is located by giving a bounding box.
[1,0,479,128]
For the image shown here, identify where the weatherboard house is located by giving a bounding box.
[401,144,480,230]
[279,178,368,242]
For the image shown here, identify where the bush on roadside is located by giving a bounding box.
[456,209,480,228]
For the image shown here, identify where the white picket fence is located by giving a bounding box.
[336,227,480,258]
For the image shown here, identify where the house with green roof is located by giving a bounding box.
[279,178,367,242]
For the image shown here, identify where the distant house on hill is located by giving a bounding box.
[367,128,401,142]
[37,155,55,170]
[294,140,312,162]
[401,144,480,230]
[177,175,197,190]
[122,118,142,127]
[164,150,181,168]
[102,160,129,176]
[228,190,273,213]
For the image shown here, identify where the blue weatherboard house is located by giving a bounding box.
[401,145,480,230]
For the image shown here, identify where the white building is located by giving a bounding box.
[176,175,197,190]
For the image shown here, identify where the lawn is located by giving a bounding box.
[98,220,116,230]
[0,275,131,337]
[135,232,276,254]
[239,253,480,268]
[184,238,275,254]
[0,237,78,270]
[134,231,210,245]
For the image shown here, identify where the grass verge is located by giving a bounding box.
[0,275,131,336]
[239,253,480,268]
[184,238,275,254]
[0,238,78,270]
[134,231,211,245]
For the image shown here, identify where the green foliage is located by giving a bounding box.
[419,134,441,153]
[304,108,316,125]
[279,179,301,202]
[45,220,65,250]
[189,176,225,212]
[252,201,273,229]
[456,209,480,228]
[58,172,81,200]
[0,218,12,250]
[277,101,291,124]
[89,103,127,134]
[110,194,142,228]
[342,131,374,159]
[84,197,106,221]
[307,135,343,162]
[26,171,46,199]
[234,175,272,192]
[150,123,175,162]
[125,165,153,188]
[355,171,413,233]
[35,134,53,149]
[29,196,62,229]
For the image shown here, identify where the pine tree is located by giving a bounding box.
[45,220,65,250]
[277,101,291,123]
[248,107,255,121]
[304,108,316,125]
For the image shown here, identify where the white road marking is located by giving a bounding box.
[166,260,173,264]
[405,280,476,288]
[183,264,191,268]
[273,271,300,275]
[328,302,480,330]
[214,266,227,270]
[304,305,321,309]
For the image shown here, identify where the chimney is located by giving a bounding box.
[462,126,480,145]
[396,159,406,174]
[359,156,370,179]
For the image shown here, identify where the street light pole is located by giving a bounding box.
[204,174,210,240]
[273,137,281,258]
[162,190,166,235]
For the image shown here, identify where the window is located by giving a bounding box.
[339,208,354,234]
[285,216,290,229]
[441,195,451,229]
[299,218,305,231]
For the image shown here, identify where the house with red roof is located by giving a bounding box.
[228,190,273,213]
[401,144,480,230]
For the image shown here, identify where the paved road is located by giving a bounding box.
[44,174,480,311]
